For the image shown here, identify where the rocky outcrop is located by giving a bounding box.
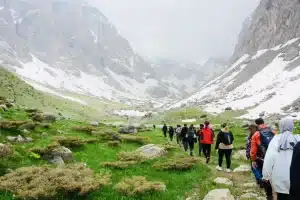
[136,144,167,159]
[233,0,300,59]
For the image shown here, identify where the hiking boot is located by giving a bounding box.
[206,157,210,164]
[225,168,231,173]
[216,166,223,171]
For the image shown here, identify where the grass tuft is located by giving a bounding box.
[107,140,120,147]
[102,161,138,169]
[0,163,111,199]
[114,176,165,195]
[152,156,201,171]
[120,135,150,145]
[117,151,146,162]
[0,143,13,157]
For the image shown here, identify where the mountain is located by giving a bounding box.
[151,58,228,96]
[169,0,300,119]
[0,0,195,106]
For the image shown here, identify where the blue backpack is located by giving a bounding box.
[259,128,274,157]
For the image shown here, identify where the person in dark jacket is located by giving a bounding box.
[181,124,188,151]
[186,126,197,156]
[290,142,300,200]
[162,124,168,138]
[197,124,204,156]
[215,123,234,172]
[168,126,175,141]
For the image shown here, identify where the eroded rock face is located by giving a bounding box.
[203,189,234,200]
[136,144,167,159]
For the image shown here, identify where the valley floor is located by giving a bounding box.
[0,106,279,200]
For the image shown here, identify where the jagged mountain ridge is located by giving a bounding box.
[0,0,227,105]
[169,0,300,119]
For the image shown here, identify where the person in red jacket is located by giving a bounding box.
[199,121,214,163]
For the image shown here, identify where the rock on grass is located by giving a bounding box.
[203,189,234,200]
[0,164,111,199]
[137,144,167,159]
[115,176,165,195]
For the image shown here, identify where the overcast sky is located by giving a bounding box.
[89,0,259,62]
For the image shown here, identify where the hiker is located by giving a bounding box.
[162,124,168,138]
[181,124,188,151]
[186,126,197,156]
[176,125,182,146]
[215,123,234,172]
[200,121,214,163]
[197,124,204,156]
[169,126,175,141]
[290,142,300,200]
[246,124,263,186]
[263,118,300,200]
[250,118,276,200]
[153,124,156,129]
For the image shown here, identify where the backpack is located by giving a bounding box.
[222,132,232,145]
[258,127,274,157]
[176,127,182,135]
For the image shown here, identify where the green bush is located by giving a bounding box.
[152,156,200,171]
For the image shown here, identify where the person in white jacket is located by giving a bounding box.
[262,117,300,200]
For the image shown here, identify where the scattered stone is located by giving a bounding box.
[225,107,232,111]
[119,125,137,134]
[22,129,29,134]
[292,114,297,118]
[7,135,33,143]
[233,150,247,160]
[137,144,167,159]
[89,121,99,126]
[51,146,73,162]
[240,192,258,199]
[41,132,48,137]
[50,156,65,165]
[0,104,8,111]
[203,189,234,200]
[233,164,251,173]
[242,182,257,188]
[214,177,233,186]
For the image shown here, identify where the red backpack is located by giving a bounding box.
[200,128,214,144]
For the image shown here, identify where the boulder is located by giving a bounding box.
[50,156,65,165]
[225,107,232,111]
[136,144,167,159]
[232,150,247,160]
[119,126,137,134]
[7,135,33,143]
[214,177,233,186]
[203,189,234,200]
[51,146,73,162]
[240,192,258,199]
[233,164,251,173]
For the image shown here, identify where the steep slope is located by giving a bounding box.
[0,0,186,104]
[169,0,300,119]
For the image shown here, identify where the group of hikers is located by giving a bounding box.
[161,117,300,200]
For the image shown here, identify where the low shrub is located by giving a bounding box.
[120,135,150,145]
[117,151,146,162]
[72,126,96,133]
[115,176,165,195]
[0,164,111,199]
[152,156,200,171]
[30,142,60,156]
[54,136,88,148]
[93,130,121,141]
[161,143,178,151]
[0,144,13,157]
[107,141,120,147]
[102,161,137,169]
[0,120,28,130]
